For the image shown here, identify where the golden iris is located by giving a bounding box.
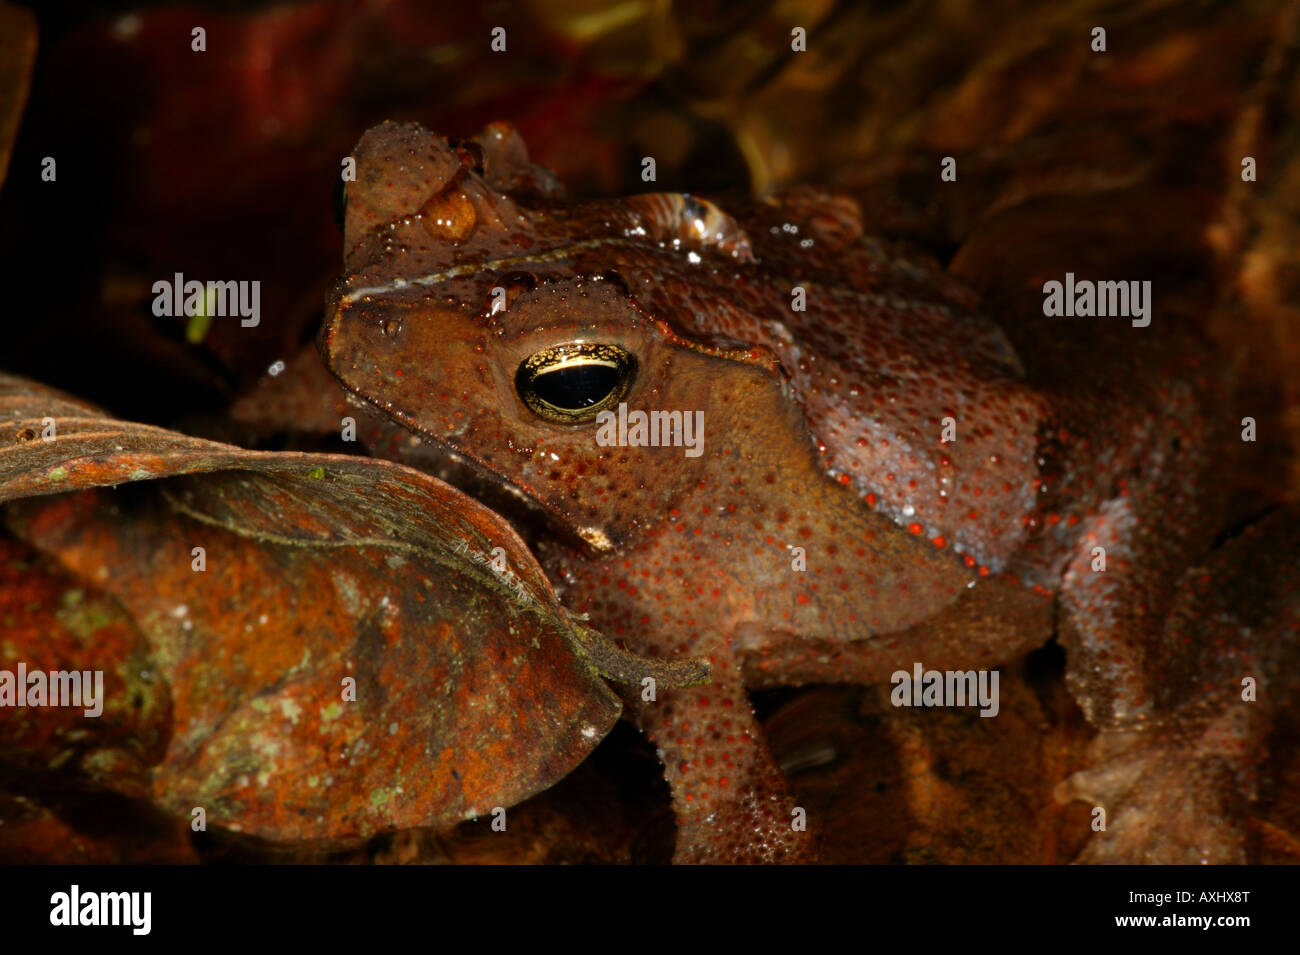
[515,343,637,422]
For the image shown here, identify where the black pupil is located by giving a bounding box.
[529,363,619,410]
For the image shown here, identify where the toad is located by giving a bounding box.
[320,121,1298,863]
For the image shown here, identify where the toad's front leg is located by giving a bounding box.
[629,651,814,864]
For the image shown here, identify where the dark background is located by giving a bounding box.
[1,0,1298,864]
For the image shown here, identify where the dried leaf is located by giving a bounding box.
[1,372,703,841]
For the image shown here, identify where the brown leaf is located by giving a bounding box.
[1,372,704,842]
[0,534,169,793]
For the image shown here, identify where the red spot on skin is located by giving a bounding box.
[931,536,946,548]
[908,522,923,535]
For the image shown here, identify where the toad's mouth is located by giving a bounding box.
[333,387,612,562]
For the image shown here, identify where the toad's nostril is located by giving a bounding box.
[452,139,486,175]
[498,270,538,294]
[591,269,630,296]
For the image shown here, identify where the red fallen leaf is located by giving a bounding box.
[1,372,706,842]
[0,532,192,864]
[364,730,677,865]
[0,534,169,793]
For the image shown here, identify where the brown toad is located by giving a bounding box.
[320,120,1299,863]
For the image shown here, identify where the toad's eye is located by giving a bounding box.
[515,343,637,423]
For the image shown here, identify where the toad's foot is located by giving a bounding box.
[1056,705,1264,863]
[1059,508,1300,863]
